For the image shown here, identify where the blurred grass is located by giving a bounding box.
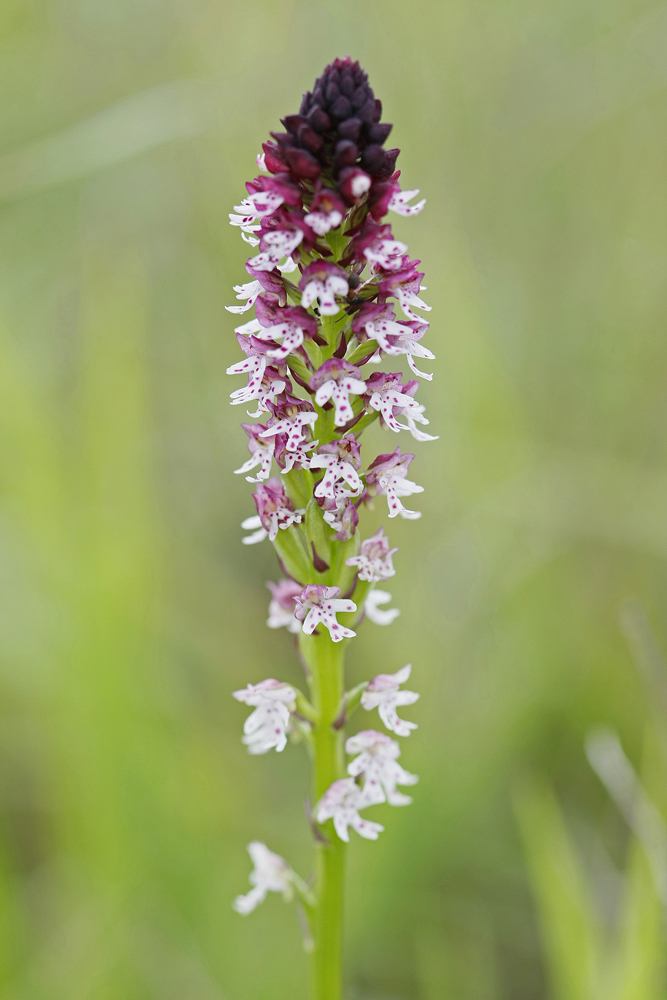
[1,0,667,997]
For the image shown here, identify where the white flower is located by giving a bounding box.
[233,841,294,914]
[300,272,349,316]
[365,317,436,381]
[232,190,284,220]
[233,678,296,754]
[364,590,400,626]
[226,355,286,412]
[388,188,426,217]
[345,527,397,582]
[225,280,261,315]
[293,585,357,643]
[260,411,318,451]
[314,375,366,427]
[241,514,267,545]
[369,386,438,441]
[361,664,419,737]
[255,320,309,361]
[256,152,268,172]
[363,239,408,271]
[315,778,384,842]
[248,230,304,271]
[234,436,274,483]
[266,580,302,633]
[279,438,319,473]
[304,208,343,235]
[346,730,419,805]
[279,256,298,274]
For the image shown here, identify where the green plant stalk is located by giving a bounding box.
[299,630,347,1000]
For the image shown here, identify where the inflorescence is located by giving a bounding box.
[228,58,435,917]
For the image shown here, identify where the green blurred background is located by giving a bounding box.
[2,0,667,997]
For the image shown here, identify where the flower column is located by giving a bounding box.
[228,58,435,1000]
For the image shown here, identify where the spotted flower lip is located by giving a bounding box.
[252,477,304,541]
[366,448,424,519]
[293,584,357,642]
[310,359,366,427]
[315,777,385,842]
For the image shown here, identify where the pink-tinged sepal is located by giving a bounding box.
[346,730,418,805]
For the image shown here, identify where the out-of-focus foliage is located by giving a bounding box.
[1,0,666,997]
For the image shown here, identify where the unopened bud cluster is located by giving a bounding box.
[227,58,435,918]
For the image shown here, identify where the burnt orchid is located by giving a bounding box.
[228,58,434,1000]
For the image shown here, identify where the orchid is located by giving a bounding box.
[233,679,297,754]
[226,58,435,1000]
[361,664,419,737]
[346,730,419,805]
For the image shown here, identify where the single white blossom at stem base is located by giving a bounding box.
[346,527,398,582]
[293,585,357,643]
[233,841,294,914]
[365,590,400,626]
[361,664,419,737]
[233,679,296,754]
[346,730,419,806]
[388,188,426,217]
[315,778,385,842]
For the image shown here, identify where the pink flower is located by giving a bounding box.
[361,664,419,737]
[266,579,302,633]
[293,584,357,642]
[250,478,304,542]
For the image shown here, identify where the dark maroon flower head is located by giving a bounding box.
[262,58,399,199]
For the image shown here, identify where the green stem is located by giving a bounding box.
[299,631,347,1000]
